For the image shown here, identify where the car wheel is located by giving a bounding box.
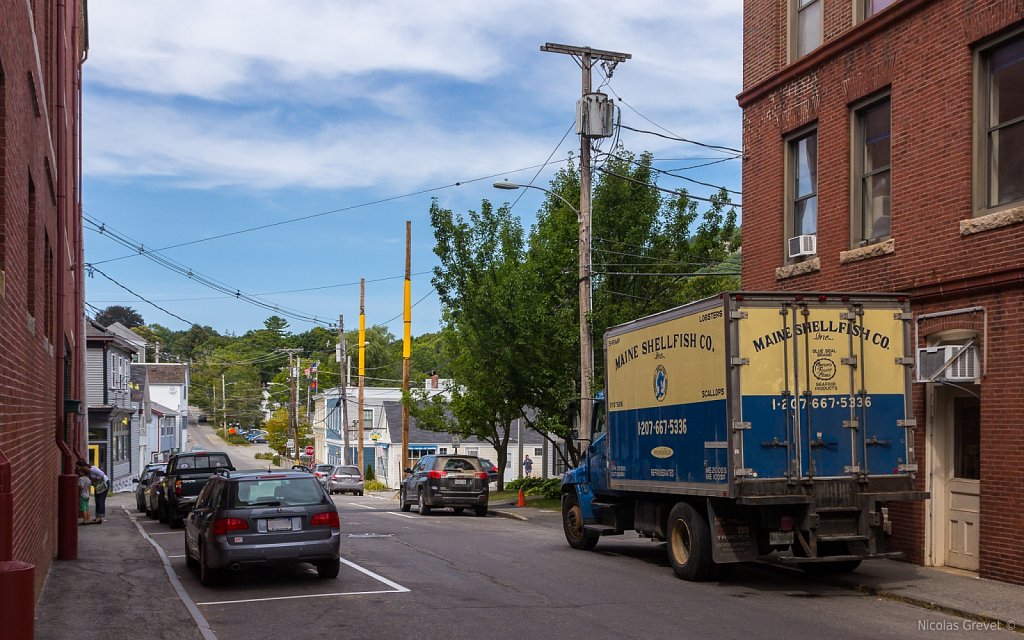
[666,502,715,581]
[185,537,199,569]
[562,492,599,551]
[474,505,488,517]
[399,488,411,512]
[169,513,184,529]
[453,507,465,515]
[158,500,169,524]
[316,557,340,579]
[199,541,222,586]
[417,489,431,515]
[357,491,364,497]
[137,497,145,512]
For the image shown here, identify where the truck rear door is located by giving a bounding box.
[735,297,910,479]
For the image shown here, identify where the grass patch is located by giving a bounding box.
[490,490,561,511]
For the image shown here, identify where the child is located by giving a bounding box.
[77,468,92,525]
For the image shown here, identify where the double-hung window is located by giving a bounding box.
[861,0,896,20]
[852,96,891,245]
[977,33,1024,212]
[791,0,822,60]
[787,128,819,257]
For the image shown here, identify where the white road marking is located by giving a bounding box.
[348,503,375,509]
[387,512,417,519]
[148,531,181,536]
[196,557,409,606]
[168,554,186,558]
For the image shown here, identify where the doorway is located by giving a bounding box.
[928,385,981,572]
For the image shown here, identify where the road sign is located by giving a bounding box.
[305,445,314,456]
[286,439,294,449]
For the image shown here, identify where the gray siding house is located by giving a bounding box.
[86,321,138,492]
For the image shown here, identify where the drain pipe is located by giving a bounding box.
[0,448,11,561]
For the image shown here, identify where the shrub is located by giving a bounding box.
[365,464,376,482]
[364,479,389,492]
[506,477,561,499]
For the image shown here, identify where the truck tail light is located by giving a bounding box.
[212,517,248,535]
[174,479,182,496]
[426,470,447,479]
[310,511,340,528]
[780,516,794,531]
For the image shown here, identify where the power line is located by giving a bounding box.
[88,265,196,326]
[618,124,744,155]
[506,122,576,213]
[592,166,742,208]
[594,150,742,196]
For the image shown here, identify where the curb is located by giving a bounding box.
[490,509,528,522]
[850,584,1022,634]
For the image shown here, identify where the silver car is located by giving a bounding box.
[184,470,341,585]
[326,465,364,496]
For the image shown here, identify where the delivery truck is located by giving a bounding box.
[561,292,927,580]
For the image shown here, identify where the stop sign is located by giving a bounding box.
[304,445,314,456]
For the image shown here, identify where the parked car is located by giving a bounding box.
[312,464,335,485]
[291,465,312,473]
[183,469,341,585]
[145,469,167,519]
[326,465,364,496]
[399,455,489,517]
[478,458,499,484]
[134,464,167,512]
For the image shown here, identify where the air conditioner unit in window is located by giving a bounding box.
[916,345,979,383]
[788,234,817,258]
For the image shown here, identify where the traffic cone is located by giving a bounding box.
[517,488,527,507]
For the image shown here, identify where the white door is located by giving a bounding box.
[944,395,980,571]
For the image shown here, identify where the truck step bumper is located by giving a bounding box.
[777,551,903,564]
[583,524,622,536]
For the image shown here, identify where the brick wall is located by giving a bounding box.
[740,0,1024,584]
[0,1,85,600]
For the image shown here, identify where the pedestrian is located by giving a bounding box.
[523,454,534,477]
[77,467,92,525]
[76,460,109,524]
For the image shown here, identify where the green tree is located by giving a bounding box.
[95,305,144,328]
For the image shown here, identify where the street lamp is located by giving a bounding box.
[493,179,595,444]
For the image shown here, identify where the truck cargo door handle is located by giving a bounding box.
[808,439,837,450]
[865,437,892,447]
[760,438,790,449]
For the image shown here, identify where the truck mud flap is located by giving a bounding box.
[707,500,758,563]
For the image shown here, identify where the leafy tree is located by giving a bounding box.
[95,305,144,328]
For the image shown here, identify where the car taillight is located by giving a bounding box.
[332,475,340,479]
[174,479,182,496]
[310,511,340,528]
[212,517,248,535]
[426,470,447,479]
[476,472,489,480]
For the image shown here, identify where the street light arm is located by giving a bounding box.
[492,180,579,214]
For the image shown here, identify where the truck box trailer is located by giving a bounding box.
[561,292,928,580]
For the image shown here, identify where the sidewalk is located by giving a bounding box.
[490,502,1024,632]
[35,492,206,640]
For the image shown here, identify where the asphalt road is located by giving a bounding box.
[133,476,1008,639]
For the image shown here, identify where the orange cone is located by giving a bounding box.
[517,488,527,507]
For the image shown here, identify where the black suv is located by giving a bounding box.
[400,455,489,517]
[184,470,341,585]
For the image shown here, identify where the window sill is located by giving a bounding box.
[961,204,1024,236]
[775,256,821,280]
[840,238,895,264]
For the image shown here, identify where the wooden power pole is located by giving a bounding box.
[540,42,630,442]
[357,279,366,476]
[338,314,350,465]
[402,221,412,477]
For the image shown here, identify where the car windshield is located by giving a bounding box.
[232,478,324,508]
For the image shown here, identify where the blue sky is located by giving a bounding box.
[83,1,744,339]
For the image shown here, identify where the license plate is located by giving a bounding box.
[267,517,292,532]
[454,479,468,485]
[770,531,794,545]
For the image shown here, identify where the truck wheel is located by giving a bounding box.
[562,492,598,551]
[666,502,715,581]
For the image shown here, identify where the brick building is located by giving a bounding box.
[0,0,88,607]
[737,0,1023,584]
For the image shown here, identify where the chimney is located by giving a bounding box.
[431,370,439,389]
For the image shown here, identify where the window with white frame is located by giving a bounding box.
[791,0,822,60]
[534,448,543,456]
[976,31,1024,212]
[852,95,892,245]
[787,128,819,257]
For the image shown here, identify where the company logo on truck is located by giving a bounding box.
[750,319,892,353]
[654,365,668,401]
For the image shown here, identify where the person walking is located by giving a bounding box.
[523,455,534,477]
[77,460,109,524]
[77,467,92,525]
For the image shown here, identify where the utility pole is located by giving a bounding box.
[357,279,366,477]
[540,42,630,442]
[221,374,227,440]
[338,315,349,465]
[402,221,412,478]
[278,348,303,462]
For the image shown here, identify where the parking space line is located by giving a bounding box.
[148,531,181,536]
[348,503,375,509]
[196,557,409,606]
[387,512,416,519]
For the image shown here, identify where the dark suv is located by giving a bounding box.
[184,470,341,585]
[400,455,489,517]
